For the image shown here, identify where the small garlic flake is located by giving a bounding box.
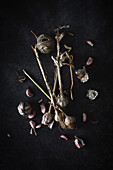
[26,88,34,97]
[86,57,93,66]
[60,135,68,141]
[40,103,46,114]
[36,124,42,129]
[86,40,94,46]
[83,113,87,122]
[74,136,85,149]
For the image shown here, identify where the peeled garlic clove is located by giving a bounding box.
[86,40,94,46]
[65,116,76,129]
[27,111,36,119]
[36,124,42,129]
[30,128,33,135]
[83,113,87,122]
[74,136,85,148]
[48,120,54,129]
[87,89,98,100]
[29,121,36,129]
[26,88,34,97]
[57,94,68,107]
[60,135,68,140]
[40,103,46,114]
[86,57,93,66]
[41,112,53,125]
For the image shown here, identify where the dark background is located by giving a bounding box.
[0,0,113,169]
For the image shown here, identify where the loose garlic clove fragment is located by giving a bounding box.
[41,112,53,125]
[27,111,36,119]
[75,66,89,83]
[36,124,42,129]
[74,136,85,148]
[86,57,93,66]
[83,113,87,122]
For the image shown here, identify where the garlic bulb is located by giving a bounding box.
[65,116,76,129]
[41,112,53,125]
[57,93,68,107]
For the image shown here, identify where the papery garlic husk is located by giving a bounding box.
[80,73,89,83]
[65,116,76,129]
[87,89,98,100]
[57,93,68,107]
[36,34,55,54]
[41,112,53,125]
[75,67,89,83]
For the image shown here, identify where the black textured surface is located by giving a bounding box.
[0,0,113,170]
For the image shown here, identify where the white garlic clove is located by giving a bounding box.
[74,136,85,148]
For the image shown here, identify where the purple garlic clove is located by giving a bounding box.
[59,135,68,141]
[74,136,85,149]
[86,40,94,46]
[83,113,87,122]
[26,88,34,97]
[27,111,36,119]
[40,103,46,114]
[86,57,93,66]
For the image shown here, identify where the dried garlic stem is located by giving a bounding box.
[65,52,74,100]
[56,28,63,95]
[31,45,56,111]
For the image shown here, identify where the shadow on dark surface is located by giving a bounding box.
[0,0,113,169]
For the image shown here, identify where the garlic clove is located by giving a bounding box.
[74,136,85,148]
[26,88,34,97]
[27,111,36,119]
[83,113,87,122]
[59,135,68,140]
[40,103,46,114]
[30,128,33,135]
[86,40,94,46]
[36,124,42,129]
[86,57,93,66]
[29,121,36,129]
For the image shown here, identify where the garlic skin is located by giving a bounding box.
[75,66,89,83]
[74,136,85,148]
[65,116,76,129]
[57,93,68,107]
[87,89,98,100]
[41,112,53,125]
